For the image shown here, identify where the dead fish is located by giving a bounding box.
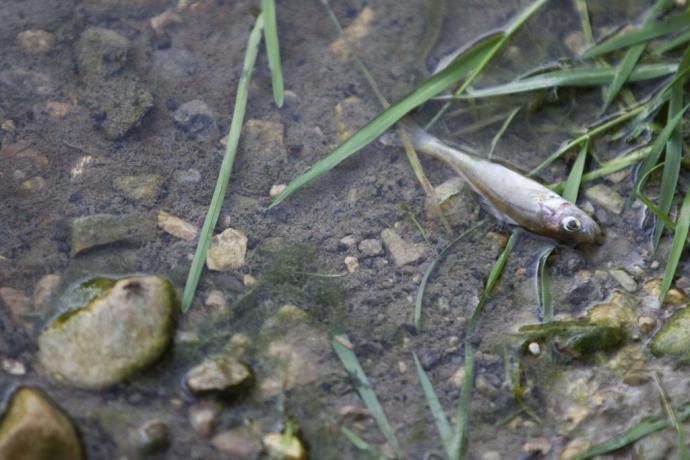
[401,119,604,245]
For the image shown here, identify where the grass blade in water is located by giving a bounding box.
[538,245,555,322]
[656,29,690,54]
[456,64,677,99]
[181,14,264,313]
[660,185,690,302]
[413,352,453,457]
[489,106,520,159]
[562,139,589,203]
[340,426,387,460]
[332,336,401,455]
[582,9,690,59]
[601,44,645,113]
[268,33,503,208]
[262,0,284,107]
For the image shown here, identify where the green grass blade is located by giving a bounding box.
[332,336,401,455]
[636,163,678,230]
[455,63,677,99]
[660,185,690,302]
[412,352,453,457]
[582,10,690,59]
[538,245,555,322]
[653,373,690,459]
[571,403,690,459]
[562,139,589,203]
[488,106,520,159]
[262,0,284,107]
[601,44,645,113]
[415,221,486,331]
[452,230,519,459]
[181,14,264,313]
[268,33,503,208]
[656,29,690,54]
[340,426,387,460]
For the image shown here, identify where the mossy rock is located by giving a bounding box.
[519,320,626,361]
[650,307,690,361]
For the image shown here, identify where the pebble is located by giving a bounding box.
[152,48,198,80]
[450,366,466,388]
[76,27,131,80]
[585,184,624,214]
[185,356,254,396]
[113,174,163,205]
[650,306,690,360]
[71,212,157,255]
[189,401,222,438]
[17,30,55,53]
[528,342,541,355]
[97,80,154,140]
[174,168,201,184]
[206,227,248,271]
[173,100,218,140]
[523,437,551,455]
[339,235,357,248]
[560,437,591,459]
[0,287,32,319]
[475,375,498,397]
[358,238,383,257]
[2,358,26,376]
[0,387,84,460]
[38,276,176,389]
[263,432,306,460]
[344,256,359,273]
[135,420,169,454]
[481,452,502,460]
[397,361,407,374]
[638,316,656,333]
[609,268,638,292]
[157,211,198,241]
[269,184,287,197]
[212,427,260,459]
[45,101,72,118]
[150,9,183,35]
[19,176,45,193]
[204,290,227,311]
[243,274,257,286]
[380,228,426,267]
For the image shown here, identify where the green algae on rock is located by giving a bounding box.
[650,306,690,361]
[38,275,177,389]
[519,320,626,361]
[70,212,157,255]
[0,387,84,460]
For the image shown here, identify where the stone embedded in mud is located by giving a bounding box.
[358,238,383,257]
[32,274,62,310]
[585,291,638,332]
[113,174,163,205]
[70,212,157,255]
[37,275,177,389]
[134,419,169,454]
[185,356,254,396]
[585,184,624,215]
[17,30,55,54]
[263,431,306,460]
[381,228,426,267]
[173,100,219,140]
[212,427,260,459]
[650,307,690,361]
[519,320,626,361]
[206,227,248,271]
[609,268,638,292]
[98,79,154,140]
[152,48,198,81]
[0,286,32,320]
[157,211,198,241]
[76,27,131,80]
[0,387,84,460]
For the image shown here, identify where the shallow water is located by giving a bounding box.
[1,0,689,458]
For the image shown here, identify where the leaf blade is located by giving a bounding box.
[262,0,284,107]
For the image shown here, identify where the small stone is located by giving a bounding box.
[71,213,156,255]
[157,211,198,241]
[585,184,624,214]
[650,306,690,360]
[650,260,660,269]
[185,356,254,396]
[528,342,541,355]
[270,184,287,197]
[174,168,201,184]
[17,30,55,53]
[560,437,591,459]
[205,290,227,311]
[564,31,585,54]
[623,370,651,386]
[358,238,383,257]
[38,276,177,389]
[344,256,359,273]
[135,420,169,454]
[152,48,197,81]
[481,452,502,460]
[475,375,498,397]
[32,274,61,309]
[638,316,656,333]
[397,361,407,374]
[0,287,32,319]
[450,366,465,388]
[243,274,257,286]
[45,101,71,118]
[113,174,163,205]
[206,228,248,271]
[98,80,154,140]
[189,402,222,438]
[2,120,15,131]
[381,229,426,267]
[76,27,131,80]
[263,431,306,460]
[339,235,357,248]
[0,388,84,460]
[523,437,551,455]
[2,358,26,376]
[212,427,260,459]
[150,9,183,35]
[609,268,638,292]
[173,100,218,140]
[19,176,45,193]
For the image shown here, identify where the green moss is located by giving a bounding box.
[650,306,690,361]
[519,320,626,361]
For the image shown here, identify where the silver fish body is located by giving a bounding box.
[404,122,604,245]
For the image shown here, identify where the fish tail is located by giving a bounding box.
[399,116,471,172]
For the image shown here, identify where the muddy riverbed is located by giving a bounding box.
[1,0,690,458]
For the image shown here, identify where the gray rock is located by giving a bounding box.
[0,387,84,460]
[152,48,198,81]
[113,174,163,205]
[173,100,218,140]
[358,238,383,257]
[212,427,260,459]
[188,401,222,438]
[206,227,248,271]
[650,306,690,361]
[609,268,638,292]
[174,168,201,184]
[134,420,169,454]
[70,212,156,255]
[76,27,131,80]
[98,79,154,140]
[185,356,254,396]
[585,184,624,214]
[38,275,177,389]
[381,228,426,267]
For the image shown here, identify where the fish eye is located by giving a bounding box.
[562,216,582,233]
